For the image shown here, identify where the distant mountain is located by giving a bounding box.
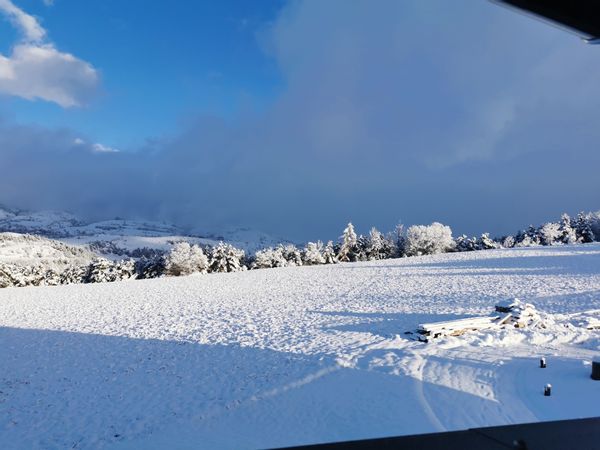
[0,206,291,258]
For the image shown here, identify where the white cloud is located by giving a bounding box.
[0,0,98,107]
[42,0,54,6]
[0,0,45,42]
[73,137,119,153]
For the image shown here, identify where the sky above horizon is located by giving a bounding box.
[0,0,599,242]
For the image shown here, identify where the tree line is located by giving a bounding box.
[1,210,599,288]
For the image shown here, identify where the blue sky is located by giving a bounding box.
[0,0,284,148]
[1,0,599,241]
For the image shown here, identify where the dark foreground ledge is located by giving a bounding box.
[275,417,600,450]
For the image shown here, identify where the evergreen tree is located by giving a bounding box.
[501,235,516,248]
[455,235,477,252]
[337,223,358,262]
[365,227,384,260]
[559,213,577,244]
[281,244,303,266]
[209,242,245,273]
[575,212,595,243]
[303,241,326,265]
[323,241,338,264]
[477,233,500,250]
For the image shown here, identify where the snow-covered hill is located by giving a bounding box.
[1,244,599,449]
[0,232,95,267]
[0,206,289,257]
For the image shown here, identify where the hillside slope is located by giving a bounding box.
[1,244,599,449]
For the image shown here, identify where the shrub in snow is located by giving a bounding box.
[302,241,326,265]
[323,241,338,264]
[209,242,245,273]
[337,223,359,262]
[404,222,455,257]
[164,242,209,276]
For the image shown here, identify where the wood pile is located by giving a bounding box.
[414,298,539,342]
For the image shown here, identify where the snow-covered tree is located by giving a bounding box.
[337,223,358,262]
[323,241,338,264]
[303,241,326,265]
[252,247,276,269]
[365,227,386,260]
[135,255,165,279]
[584,211,600,241]
[404,222,455,256]
[539,222,561,246]
[390,223,405,257]
[455,235,477,252]
[501,235,516,248]
[164,242,209,276]
[85,258,136,283]
[559,214,577,244]
[477,233,500,250]
[209,242,245,273]
[574,212,595,243]
[281,244,303,266]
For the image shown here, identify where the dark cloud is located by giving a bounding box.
[1,0,599,241]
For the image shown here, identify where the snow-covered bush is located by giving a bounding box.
[337,223,359,262]
[164,242,208,276]
[404,222,455,257]
[209,242,245,273]
[302,241,326,265]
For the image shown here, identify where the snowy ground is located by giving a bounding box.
[1,244,600,449]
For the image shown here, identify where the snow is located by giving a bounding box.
[1,244,600,449]
[0,232,95,267]
[0,207,289,256]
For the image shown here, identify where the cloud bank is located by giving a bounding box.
[1,0,600,240]
[0,0,98,107]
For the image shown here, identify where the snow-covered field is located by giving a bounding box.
[1,244,600,449]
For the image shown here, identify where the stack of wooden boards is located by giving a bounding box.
[413,298,539,342]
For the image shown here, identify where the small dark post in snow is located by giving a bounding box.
[544,384,552,396]
[592,358,600,380]
[540,357,546,368]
